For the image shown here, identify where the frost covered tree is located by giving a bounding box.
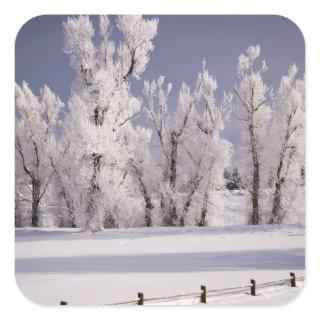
[224,167,244,190]
[15,165,31,227]
[123,127,155,227]
[144,62,232,226]
[49,137,78,227]
[63,15,158,231]
[15,82,64,227]
[234,46,272,225]
[268,64,304,224]
[144,75,187,226]
[182,69,233,226]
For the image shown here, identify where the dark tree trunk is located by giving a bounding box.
[51,159,77,228]
[268,113,296,225]
[269,145,294,224]
[62,189,77,228]
[104,212,117,228]
[16,137,43,228]
[87,153,103,232]
[165,198,178,227]
[269,180,284,224]
[15,204,23,228]
[249,121,261,225]
[235,86,264,225]
[180,175,202,226]
[269,152,286,225]
[31,179,41,227]
[197,192,209,227]
[165,132,179,226]
[179,216,185,227]
[133,165,154,227]
[251,160,260,225]
[81,66,105,232]
[160,194,166,217]
[169,132,178,189]
[145,202,153,228]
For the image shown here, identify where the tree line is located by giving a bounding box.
[15,16,305,231]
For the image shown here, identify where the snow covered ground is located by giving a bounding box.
[15,224,305,306]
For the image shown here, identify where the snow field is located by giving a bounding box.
[15,224,304,305]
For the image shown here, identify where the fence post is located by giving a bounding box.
[60,301,67,305]
[138,292,144,305]
[250,279,256,296]
[290,272,296,287]
[200,285,207,304]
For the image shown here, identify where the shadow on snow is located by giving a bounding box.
[15,248,304,274]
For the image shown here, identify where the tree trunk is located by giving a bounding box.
[250,160,260,225]
[181,175,202,226]
[269,115,295,224]
[15,202,23,228]
[31,179,41,227]
[165,132,179,226]
[269,150,286,224]
[62,189,77,228]
[249,121,261,225]
[104,211,117,228]
[145,202,153,228]
[87,153,104,232]
[51,160,77,228]
[133,165,154,227]
[269,181,284,224]
[166,198,178,227]
[160,194,167,221]
[197,192,209,227]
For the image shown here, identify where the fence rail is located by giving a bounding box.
[59,273,304,306]
[59,272,304,306]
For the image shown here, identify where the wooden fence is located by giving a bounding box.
[60,272,304,306]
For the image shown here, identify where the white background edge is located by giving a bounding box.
[0,0,319,319]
